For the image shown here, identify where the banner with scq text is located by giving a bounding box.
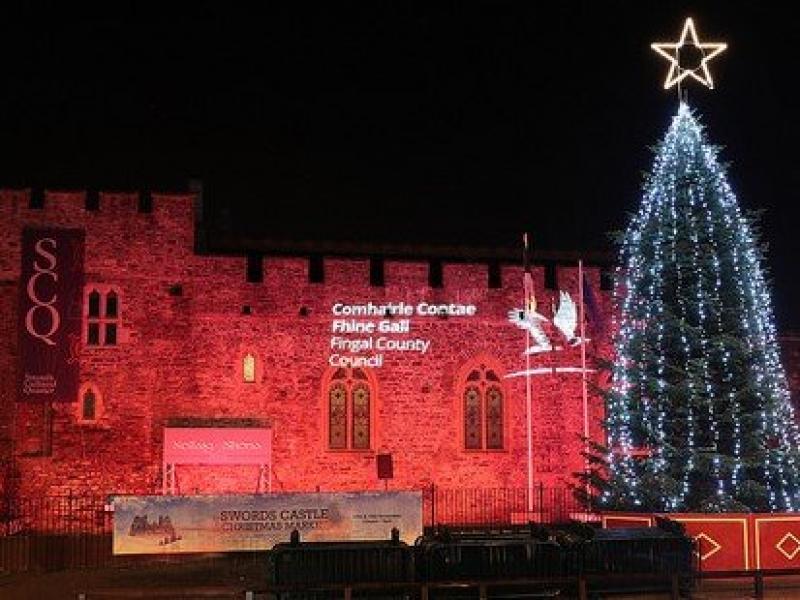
[112,491,423,554]
[18,228,85,402]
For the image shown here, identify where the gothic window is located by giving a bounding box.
[77,384,102,423]
[329,383,347,449]
[326,368,375,450]
[88,291,101,318]
[87,322,100,346]
[105,322,117,345]
[485,386,504,449]
[106,291,118,318]
[82,390,96,421]
[243,353,256,383]
[461,362,506,450]
[85,287,121,347]
[464,386,482,449]
[351,384,371,449]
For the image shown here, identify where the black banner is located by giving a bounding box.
[18,228,85,402]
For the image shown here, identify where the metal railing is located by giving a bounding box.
[0,487,589,572]
[0,493,113,571]
[0,492,112,536]
[1,486,587,536]
[424,485,590,528]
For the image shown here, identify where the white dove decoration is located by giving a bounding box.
[552,291,589,346]
[505,290,595,381]
[507,308,552,354]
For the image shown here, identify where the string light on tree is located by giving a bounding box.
[587,19,800,513]
[599,102,800,512]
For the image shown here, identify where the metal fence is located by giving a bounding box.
[0,493,112,536]
[0,487,589,572]
[424,485,589,529]
[0,493,113,570]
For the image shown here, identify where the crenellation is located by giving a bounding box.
[439,263,486,309]
[98,191,138,216]
[0,189,27,214]
[385,261,428,288]
[0,187,623,500]
[42,190,87,217]
[324,258,369,288]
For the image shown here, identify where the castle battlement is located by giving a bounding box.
[0,187,610,294]
[0,184,613,501]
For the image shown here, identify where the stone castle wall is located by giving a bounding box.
[1,188,612,498]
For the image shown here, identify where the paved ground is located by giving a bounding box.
[692,576,800,598]
[0,554,264,599]
[5,560,800,600]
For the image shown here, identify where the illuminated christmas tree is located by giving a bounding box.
[603,103,800,512]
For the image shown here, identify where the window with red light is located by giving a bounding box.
[462,364,505,450]
[326,368,374,450]
[243,353,256,383]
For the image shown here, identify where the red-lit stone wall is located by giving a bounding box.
[0,189,614,499]
[781,334,800,419]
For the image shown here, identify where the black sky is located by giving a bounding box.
[1,2,799,327]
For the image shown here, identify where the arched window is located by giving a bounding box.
[106,291,118,318]
[82,389,96,421]
[87,290,102,345]
[243,353,256,383]
[85,286,121,347]
[461,362,505,450]
[325,368,375,450]
[88,290,101,318]
[77,383,103,423]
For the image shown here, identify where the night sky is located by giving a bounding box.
[1,3,799,327]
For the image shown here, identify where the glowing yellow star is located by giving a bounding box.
[651,18,727,89]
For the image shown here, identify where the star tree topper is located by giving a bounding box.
[651,18,727,89]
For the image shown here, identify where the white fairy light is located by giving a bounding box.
[652,18,727,90]
[606,103,800,512]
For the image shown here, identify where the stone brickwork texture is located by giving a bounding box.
[0,188,614,499]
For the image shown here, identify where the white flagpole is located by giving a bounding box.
[578,260,590,500]
[524,235,534,513]
[526,320,533,513]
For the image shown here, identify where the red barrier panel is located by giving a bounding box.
[603,512,800,572]
[754,515,800,570]
[601,514,653,529]
[672,516,749,571]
